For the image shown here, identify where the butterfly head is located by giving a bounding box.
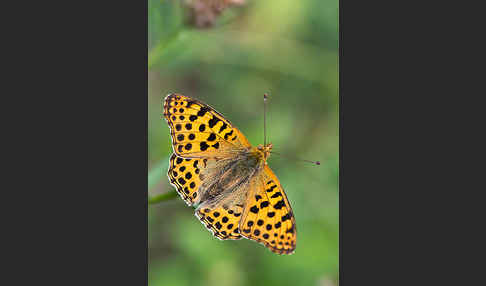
[256,143,273,163]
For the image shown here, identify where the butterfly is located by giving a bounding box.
[162,93,296,254]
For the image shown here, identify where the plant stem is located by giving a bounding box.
[148,190,178,204]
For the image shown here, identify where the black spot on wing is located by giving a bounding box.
[185,100,196,108]
[215,222,222,230]
[197,107,210,117]
[274,200,286,209]
[224,130,233,140]
[281,213,291,222]
[219,122,227,133]
[208,116,221,128]
[200,142,209,151]
[270,192,282,198]
[266,185,277,192]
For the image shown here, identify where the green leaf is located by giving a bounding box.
[149,190,178,204]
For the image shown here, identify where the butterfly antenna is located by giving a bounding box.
[270,151,321,165]
[264,93,268,146]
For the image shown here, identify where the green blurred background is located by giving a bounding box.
[148,0,338,285]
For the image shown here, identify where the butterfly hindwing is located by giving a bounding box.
[168,153,205,206]
[239,165,297,254]
[169,153,246,240]
[195,205,244,240]
[163,93,251,158]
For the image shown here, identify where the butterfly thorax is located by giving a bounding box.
[255,143,273,164]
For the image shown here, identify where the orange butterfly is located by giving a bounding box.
[163,93,296,254]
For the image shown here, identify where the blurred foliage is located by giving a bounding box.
[148,0,338,285]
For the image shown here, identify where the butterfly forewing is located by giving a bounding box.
[163,93,251,158]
